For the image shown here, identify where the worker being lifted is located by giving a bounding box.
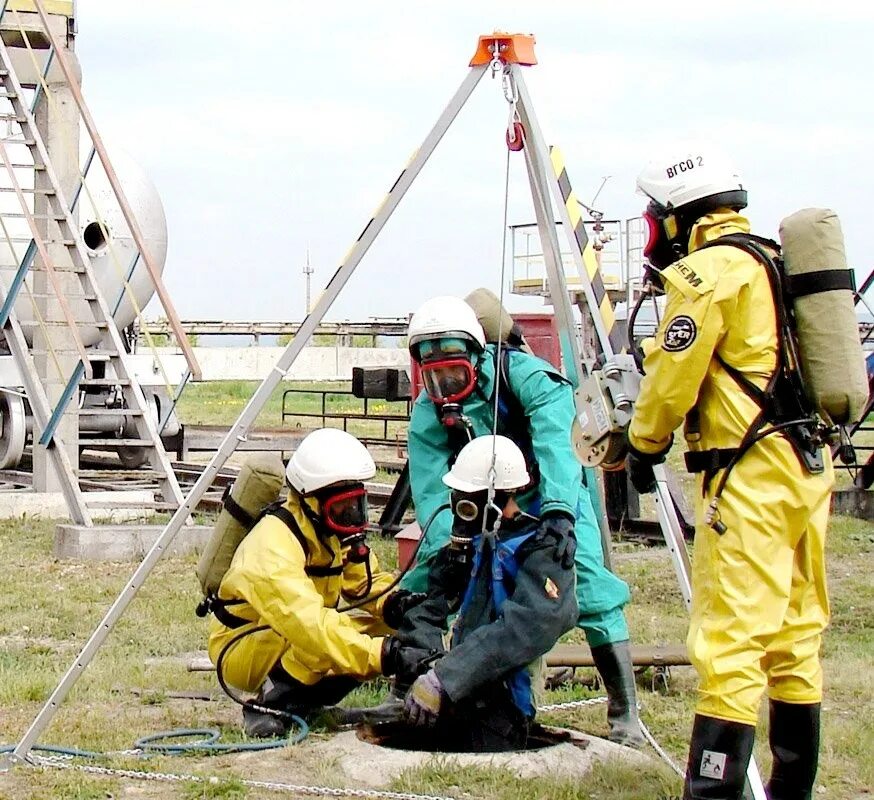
[626,145,833,799]
[207,428,429,738]
[397,434,578,750]
[399,295,644,748]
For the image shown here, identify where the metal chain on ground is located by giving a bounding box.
[25,695,680,792]
[30,754,462,800]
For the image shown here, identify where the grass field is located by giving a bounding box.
[0,512,871,800]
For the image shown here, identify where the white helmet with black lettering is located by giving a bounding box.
[636,142,746,213]
[285,428,376,495]
[636,142,747,269]
[442,435,530,493]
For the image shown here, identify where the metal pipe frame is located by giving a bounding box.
[0,33,185,508]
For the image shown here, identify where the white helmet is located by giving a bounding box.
[443,435,530,493]
[285,428,376,494]
[636,142,747,213]
[408,296,486,360]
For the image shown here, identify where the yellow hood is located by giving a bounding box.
[687,209,751,253]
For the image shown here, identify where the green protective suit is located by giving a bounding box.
[401,344,631,647]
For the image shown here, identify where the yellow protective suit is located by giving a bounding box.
[207,492,395,692]
[629,210,834,725]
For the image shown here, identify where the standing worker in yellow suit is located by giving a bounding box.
[626,145,833,800]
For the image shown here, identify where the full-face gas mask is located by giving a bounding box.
[448,488,510,564]
[309,481,371,563]
[415,337,478,405]
[642,201,685,278]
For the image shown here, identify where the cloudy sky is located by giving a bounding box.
[74,0,874,323]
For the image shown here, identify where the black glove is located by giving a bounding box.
[380,636,439,679]
[535,510,577,569]
[625,438,670,495]
[382,590,428,630]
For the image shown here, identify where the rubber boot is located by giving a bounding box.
[337,678,406,726]
[765,700,821,800]
[242,668,358,738]
[242,671,298,738]
[682,714,756,799]
[590,640,645,748]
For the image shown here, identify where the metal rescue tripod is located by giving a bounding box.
[1,33,765,796]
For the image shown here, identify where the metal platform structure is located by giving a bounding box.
[137,317,410,345]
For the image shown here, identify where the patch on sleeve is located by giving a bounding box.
[662,315,697,352]
[544,578,560,600]
[661,259,714,299]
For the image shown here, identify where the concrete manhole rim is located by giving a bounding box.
[306,725,651,788]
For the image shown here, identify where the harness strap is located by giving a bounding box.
[716,353,768,408]
[211,597,249,629]
[688,233,823,496]
[269,505,344,577]
[205,503,346,629]
[785,268,855,298]
[684,448,738,473]
[221,486,255,528]
[196,591,249,629]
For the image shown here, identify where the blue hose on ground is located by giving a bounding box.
[0,743,104,759]
[134,720,309,754]
[0,716,308,760]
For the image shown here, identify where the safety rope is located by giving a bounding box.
[12,9,177,398]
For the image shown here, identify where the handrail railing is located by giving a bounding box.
[281,387,410,447]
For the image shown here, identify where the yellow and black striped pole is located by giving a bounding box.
[549,145,625,357]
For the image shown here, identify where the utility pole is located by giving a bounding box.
[303,248,314,314]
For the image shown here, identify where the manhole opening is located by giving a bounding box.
[356,721,577,753]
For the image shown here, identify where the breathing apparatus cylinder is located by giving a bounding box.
[778,208,868,425]
[196,453,285,596]
[464,287,532,352]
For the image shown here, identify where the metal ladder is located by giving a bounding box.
[0,36,184,510]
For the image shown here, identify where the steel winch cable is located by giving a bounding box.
[478,63,520,539]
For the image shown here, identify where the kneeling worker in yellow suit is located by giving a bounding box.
[208,428,428,737]
[627,145,833,800]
